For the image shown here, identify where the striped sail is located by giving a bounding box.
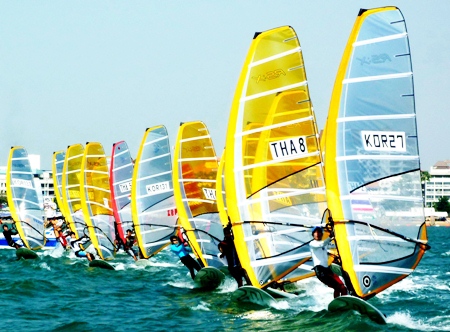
[224,26,326,288]
[323,7,429,299]
[52,150,69,219]
[80,142,116,260]
[6,147,46,249]
[62,144,87,238]
[131,126,177,259]
[110,141,134,245]
[173,121,225,269]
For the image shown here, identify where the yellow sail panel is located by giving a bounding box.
[61,144,86,238]
[6,146,46,250]
[80,142,115,260]
[224,26,325,288]
[173,121,224,269]
[216,150,229,227]
[324,7,429,298]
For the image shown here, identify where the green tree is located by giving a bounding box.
[433,196,450,214]
[420,171,430,182]
[0,194,7,208]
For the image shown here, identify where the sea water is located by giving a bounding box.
[0,227,449,331]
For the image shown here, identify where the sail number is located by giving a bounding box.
[146,181,171,196]
[361,131,406,152]
[270,136,308,160]
[202,188,216,200]
[12,178,33,188]
[119,181,132,193]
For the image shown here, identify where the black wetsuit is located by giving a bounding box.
[219,237,246,287]
[3,228,20,248]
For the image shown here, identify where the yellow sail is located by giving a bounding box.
[79,142,115,260]
[323,7,429,298]
[172,121,224,268]
[215,150,229,226]
[61,144,86,238]
[224,26,326,288]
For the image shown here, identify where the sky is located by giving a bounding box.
[0,1,448,171]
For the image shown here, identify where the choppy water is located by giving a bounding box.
[0,226,449,331]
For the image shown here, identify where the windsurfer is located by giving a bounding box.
[310,226,347,298]
[115,229,138,261]
[170,235,201,280]
[69,232,94,261]
[2,224,21,249]
[218,223,248,288]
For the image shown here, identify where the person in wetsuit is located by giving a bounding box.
[115,229,138,261]
[2,224,21,249]
[170,235,201,280]
[69,232,94,261]
[310,226,347,298]
[218,222,248,288]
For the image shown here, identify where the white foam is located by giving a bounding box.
[239,310,282,321]
[167,281,195,289]
[216,277,238,294]
[387,311,450,331]
[191,301,211,311]
[39,262,51,271]
[113,263,125,271]
[270,299,290,310]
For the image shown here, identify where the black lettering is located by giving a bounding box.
[373,135,380,147]
[364,134,372,147]
[270,143,279,158]
[381,135,388,147]
[397,135,404,148]
[290,140,297,154]
[299,137,306,152]
[280,141,288,156]
[389,135,395,148]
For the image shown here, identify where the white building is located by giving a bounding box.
[424,160,450,207]
[0,161,55,207]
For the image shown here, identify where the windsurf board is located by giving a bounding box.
[194,266,225,289]
[231,285,276,307]
[328,295,387,325]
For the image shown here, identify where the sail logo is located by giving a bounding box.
[202,188,216,200]
[272,191,292,206]
[183,145,202,153]
[361,131,406,152]
[356,53,391,65]
[252,69,286,83]
[167,208,177,216]
[146,181,171,196]
[12,178,33,188]
[119,181,132,193]
[269,136,308,160]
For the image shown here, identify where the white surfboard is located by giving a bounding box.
[231,285,276,307]
[328,295,387,325]
[194,266,225,289]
